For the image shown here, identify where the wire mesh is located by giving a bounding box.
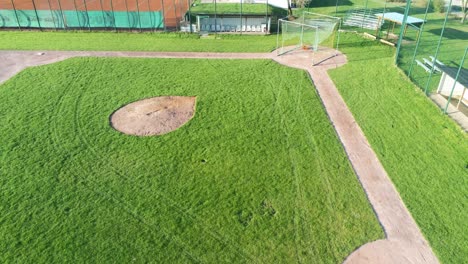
[0,0,178,30]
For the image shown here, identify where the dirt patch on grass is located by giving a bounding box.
[110,96,196,136]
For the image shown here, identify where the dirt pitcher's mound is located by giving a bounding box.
[110,96,196,136]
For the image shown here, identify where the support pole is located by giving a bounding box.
[214,0,217,35]
[110,0,117,31]
[125,0,131,29]
[335,0,338,16]
[240,0,242,35]
[276,19,280,55]
[72,0,82,29]
[57,0,66,29]
[361,0,369,29]
[408,0,431,77]
[395,0,412,65]
[31,0,42,31]
[136,0,142,32]
[265,0,268,30]
[188,0,192,33]
[46,0,58,30]
[424,0,453,95]
[161,0,166,31]
[83,0,91,31]
[444,47,467,113]
[9,0,21,30]
[99,0,106,29]
[172,0,177,31]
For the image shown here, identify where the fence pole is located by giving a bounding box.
[56,0,66,30]
[188,0,192,32]
[9,0,21,30]
[444,47,468,113]
[72,0,82,29]
[361,0,369,29]
[136,0,142,31]
[395,0,411,65]
[276,20,280,55]
[124,0,132,29]
[161,0,166,31]
[424,0,453,95]
[110,0,117,31]
[31,0,42,30]
[335,0,338,16]
[215,0,218,35]
[148,0,154,32]
[172,0,177,31]
[46,0,58,30]
[408,0,432,77]
[82,0,91,31]
[265,0,268,32]
[99,0,106,29]
[240,0,242,35]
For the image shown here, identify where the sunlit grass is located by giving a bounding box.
[0,57,383,262]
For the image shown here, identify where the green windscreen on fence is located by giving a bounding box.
[0,9,164,29]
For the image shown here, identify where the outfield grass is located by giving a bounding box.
[329,33,468,264]
[0,31,277,52]
[0,58,383,262]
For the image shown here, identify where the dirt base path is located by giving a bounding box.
[0,49,439,263]
[0,50,273,84]
[273,49,439,264]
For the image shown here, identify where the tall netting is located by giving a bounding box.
[277,11,340,65]
[390,0,467,123]
[277,19,317,54]
[0,0,179,30]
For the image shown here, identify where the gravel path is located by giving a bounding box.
[1,49,439,263]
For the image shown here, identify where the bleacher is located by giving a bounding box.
[343,9,383,31]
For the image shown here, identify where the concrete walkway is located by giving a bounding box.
[430,93,468,132]
[0,49,439,263]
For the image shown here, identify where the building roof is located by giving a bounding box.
[375,12,425,25]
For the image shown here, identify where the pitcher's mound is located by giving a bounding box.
[110,96,196,136]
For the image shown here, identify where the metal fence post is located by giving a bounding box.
[444,47,468,113]
[46,0,58,30]
[110,0,117,31]
[136,0,142,31]
[424,0,453,95]
[395,0,412,65]
[161,0,166,31]
[57,0,66,30]
[215,0,218,35]
[408,0,432,77]
[31,0,42,30]
[240,0,242,35]
[83,0,91,31]
[9,0,21,30]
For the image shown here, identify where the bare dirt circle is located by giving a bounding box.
[110,96,197,136]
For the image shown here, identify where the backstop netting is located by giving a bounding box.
[277,12,341,65]
[277,11,341,55]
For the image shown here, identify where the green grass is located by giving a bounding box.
[329,33,468,264]
[0,31,277,52]
[0,58,383,262]
[397,9,468,92]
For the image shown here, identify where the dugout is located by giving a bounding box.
[195,14,271,33]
